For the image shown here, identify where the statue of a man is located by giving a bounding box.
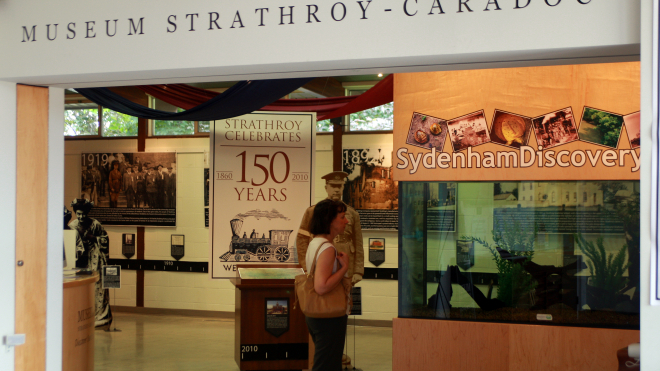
[296,171,364,286]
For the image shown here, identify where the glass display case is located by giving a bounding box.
[399,181,640,329]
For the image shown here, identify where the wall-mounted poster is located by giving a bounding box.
[80,152,177,226]
[204,168,209,228]
[210,112,315,279]
[342,147,398,230]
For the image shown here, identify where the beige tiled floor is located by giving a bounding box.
[95,312,392,371]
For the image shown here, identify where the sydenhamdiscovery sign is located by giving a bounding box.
[0,0,640,86]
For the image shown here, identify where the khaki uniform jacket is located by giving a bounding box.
[296,202,364,279]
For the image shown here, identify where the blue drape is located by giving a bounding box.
[76,77,314,121]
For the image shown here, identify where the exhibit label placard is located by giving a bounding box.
[393,64,641,182]
[265,298,289,338]
[210,112,315,279]
[101,265,121,289]
[80,152,177,226]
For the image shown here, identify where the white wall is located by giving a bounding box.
[0,82,17,371]
[46,88,64,371]
[64,132,400,321]
[0,0,640,87]
[640,0,656,367]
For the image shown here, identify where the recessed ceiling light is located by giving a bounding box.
[378,73,383,77]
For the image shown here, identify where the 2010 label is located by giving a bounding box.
[241,345,258,353]
[292,173,309,181]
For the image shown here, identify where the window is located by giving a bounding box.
[583,192,587,202]
[573,192,577,202]
[150,97,209,136]
[530,196,533,201]
[65,106,99,136]
[102,109,138,137]
[65,105,137,137]
[317,119,333,132]
[349,102,393,131]
[566,192,570,201]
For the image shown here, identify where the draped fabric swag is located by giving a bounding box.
[76,75,393,122]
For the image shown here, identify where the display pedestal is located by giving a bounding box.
[231,264,308,371]
[63,273,98,371]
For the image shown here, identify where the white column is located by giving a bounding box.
[46,87,64,371]
[0,82,17,370]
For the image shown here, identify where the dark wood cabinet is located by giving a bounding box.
[231,264,308,371]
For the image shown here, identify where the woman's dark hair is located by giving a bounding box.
[309,199,347,235]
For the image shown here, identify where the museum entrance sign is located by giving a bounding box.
[209,112,315,279]
[0,0,640,86]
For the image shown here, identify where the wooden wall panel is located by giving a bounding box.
[15,84,49,371]
[509,325,640,371]
[393,318,639,371]
[393,318,509,371]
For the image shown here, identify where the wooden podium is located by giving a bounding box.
[231,264,309,371]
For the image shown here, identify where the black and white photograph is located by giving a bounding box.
[531,107,579,150]
[80,152,177,226]
[489,110,533,149]
[405,112,448,152]
[447,110,490,152]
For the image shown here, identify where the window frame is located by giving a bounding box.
[65,105,140,140]
[148,96,210,138]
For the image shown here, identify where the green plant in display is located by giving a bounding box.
[575,234,630,294]
[463,221,536,308]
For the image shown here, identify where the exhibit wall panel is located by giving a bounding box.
[0,82,17,371]
[64,133,400,320]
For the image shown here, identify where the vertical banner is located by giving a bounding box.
[368,238,385,267]
[171,234,185,260]
[210,112,315,278]
[122,233,135,259]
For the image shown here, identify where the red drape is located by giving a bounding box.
[137,74,393,121]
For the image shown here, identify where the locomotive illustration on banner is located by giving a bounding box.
[219,218,293,262]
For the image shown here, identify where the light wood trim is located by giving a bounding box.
[15,84,49,371]
[63,274,99,289]
[62,276,96,371]
[393,318,639,371]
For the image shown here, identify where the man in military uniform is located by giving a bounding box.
[296,171,364,286]
[296,171,364,368]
